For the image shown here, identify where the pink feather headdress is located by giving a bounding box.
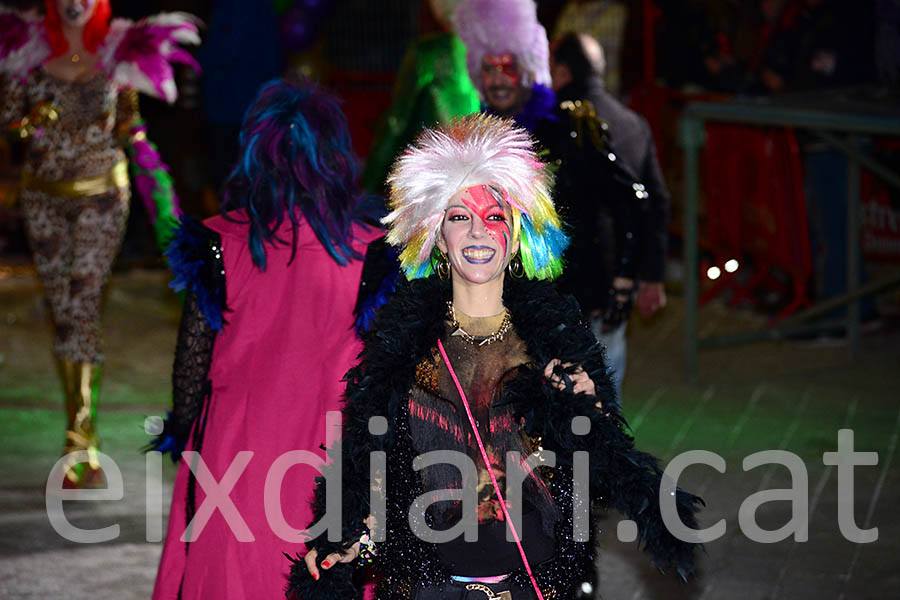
[98,13,201,104]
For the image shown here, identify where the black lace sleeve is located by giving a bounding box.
[148,216,227,460]
[173,291,216,453]
[146,291,216,461]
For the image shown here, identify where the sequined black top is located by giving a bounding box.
[411,310,556,576]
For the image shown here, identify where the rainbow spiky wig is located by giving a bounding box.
[384,113,568,280]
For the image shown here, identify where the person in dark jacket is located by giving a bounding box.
[551,31,671,394]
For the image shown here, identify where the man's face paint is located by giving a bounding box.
[481,54,527,115]
[438,185,516,286]
[482,54,521,87]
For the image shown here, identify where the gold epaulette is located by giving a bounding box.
[559,99,609,151]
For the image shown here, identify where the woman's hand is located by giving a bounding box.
[304,515,376,580]
[544,359,601,407]
[303,542,361,581]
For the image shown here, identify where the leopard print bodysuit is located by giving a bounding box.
[2,70,137,363]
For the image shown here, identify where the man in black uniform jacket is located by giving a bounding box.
[454,0,650,403]
[551,31,672,396]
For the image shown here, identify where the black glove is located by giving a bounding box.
[602,284,635,331]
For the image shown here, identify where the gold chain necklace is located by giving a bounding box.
[446,301,512,347]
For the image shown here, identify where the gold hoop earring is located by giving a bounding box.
[433,251,451,280]
[508,253,525,278]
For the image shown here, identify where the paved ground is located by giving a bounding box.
[0,268,898,599]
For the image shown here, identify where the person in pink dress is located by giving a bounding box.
[150,78,389,599]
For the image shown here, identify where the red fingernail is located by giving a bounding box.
[313,572,319,580]
[321,561,330,568]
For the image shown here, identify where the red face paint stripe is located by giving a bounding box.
[484,54,521,86]
[461,185,511,257]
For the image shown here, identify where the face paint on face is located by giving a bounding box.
[58,0,96,27]
[461,184,512,259]
[437,185,517,285]
[482,54,520,87]
[480,54,527,115]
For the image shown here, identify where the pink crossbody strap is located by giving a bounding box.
[436,339,545,600]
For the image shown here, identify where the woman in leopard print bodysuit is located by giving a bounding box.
[0,0,198,487]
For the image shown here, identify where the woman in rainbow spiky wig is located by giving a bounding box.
[287,114,701,600]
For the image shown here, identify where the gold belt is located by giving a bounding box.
[21,160,129,197]
[465,584,513,599]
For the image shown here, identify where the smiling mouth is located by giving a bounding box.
[462,246,496,264]
[486,87,515,102]
[66,6,84,20]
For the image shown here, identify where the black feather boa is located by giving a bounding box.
[285,276,701,599]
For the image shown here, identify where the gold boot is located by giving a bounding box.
[56,359,105,488]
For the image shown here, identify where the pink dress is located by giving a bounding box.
[153,212,382,599]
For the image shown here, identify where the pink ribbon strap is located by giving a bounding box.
[436,339,545,600]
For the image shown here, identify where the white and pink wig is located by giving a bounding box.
[452,0,551,92]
